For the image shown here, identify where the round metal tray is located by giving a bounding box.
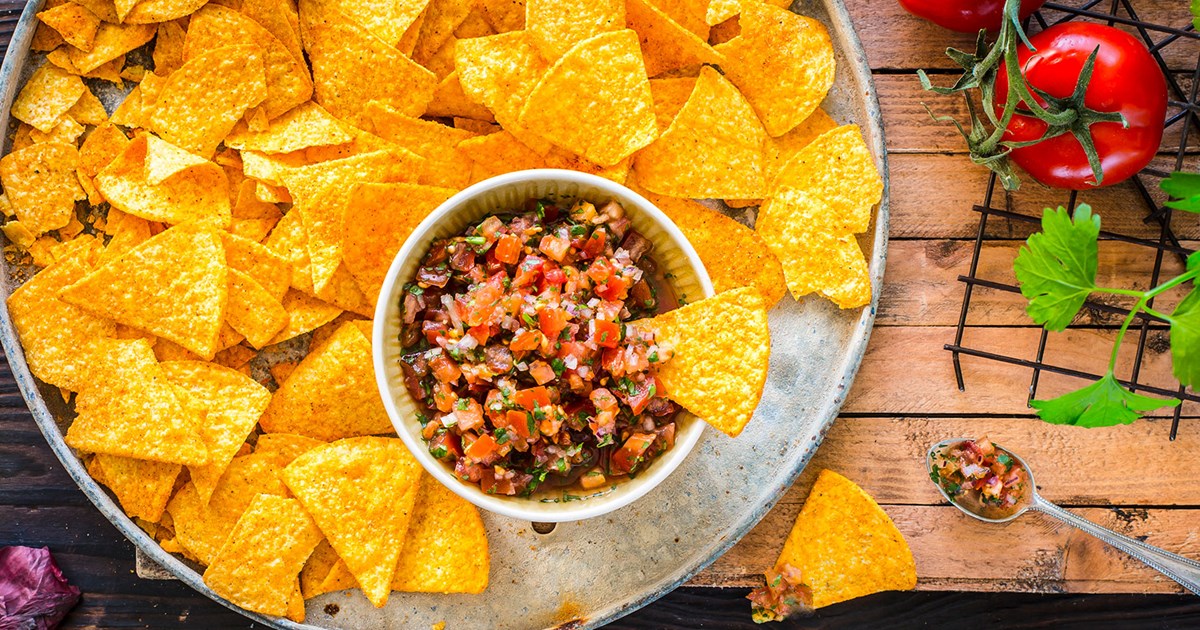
[0,1,888,627]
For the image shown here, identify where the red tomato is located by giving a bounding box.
[611,433,657,474]
[898,0,1045,33]
[538,306,570,339]
[512,386,551,411]
[591,320,621,348]
[995,23,1166,190]
[494,234,522,264]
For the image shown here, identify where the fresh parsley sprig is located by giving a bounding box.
[1013,204,1198,427]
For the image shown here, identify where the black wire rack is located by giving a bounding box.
[945,0,1200,439]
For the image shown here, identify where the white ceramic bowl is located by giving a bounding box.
[372,169,714,522]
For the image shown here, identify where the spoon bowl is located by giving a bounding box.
[926,437,1035,524]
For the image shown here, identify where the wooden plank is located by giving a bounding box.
[841,326,1198,416]
[877,240,1196,327]
[886,153,1200,240]
[850,0,1200,72]
[692,504,1200,592]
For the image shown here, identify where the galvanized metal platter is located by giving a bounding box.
[0,0,888,627]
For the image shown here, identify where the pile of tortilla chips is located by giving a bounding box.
[0,0,884,621]
[750,469,916,621]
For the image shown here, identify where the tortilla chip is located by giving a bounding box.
[59,224,228,358]
[148,45,268,157]
[715,3,834,137]
[453,32,552,152]
[97,209,153,265]
[220,230,292,300]
[268,289,343,345]
[626,0,721,77]
[518,30,656,167]
[28,116,85,145]
[260,321,393,439]
[299,540,350,598]
[425,71,497,121]
[526,0,622,59]
[454,117,499,135]
[240,0,304,67]
[632,65,766,198]
[203,494,323,617]
[342,182,455,302]
[230,194,284,243]
[770,125,881,232]
[649,0,709,39]
[278,149,422,293]
[213,342,256,369]
[152,21,186,75]
[226,268,289,347]
[7,250,117,391]
[363,102,473,189]
[391,474,489,594]
[256,433,326,467]
[94,134,232,227]
[67,88,108,126]
[639,190,786,306]
[776,470,916,607]
[78,122,128,176]
[32,21,66,53]
[705,0,740,26]
[90,454,181,521]
[161,360,271,505]
[757,189,871,308]
[644,287,769,437]
[68,23,155,74]
[12,64,86,133]
[410,0,473,66]
[168,453,290,564]
[0,142,84,235]
[649,76,695,130]
[300,0,437,128]
[311,0,428,47]
[64,338,209,463]
[183,5,313,119]
[123,0,209,23]
[38,3,100,52]
[225,102,353,154]
[477,0,523,32]
[281,436,422,607]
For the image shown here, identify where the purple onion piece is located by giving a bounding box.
[0,546,81,630]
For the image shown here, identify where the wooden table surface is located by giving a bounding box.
[3,0,1200,627]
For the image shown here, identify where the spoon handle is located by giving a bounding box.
[1032,496,1200,596]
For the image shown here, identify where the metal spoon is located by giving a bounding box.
[927,437,1200,596]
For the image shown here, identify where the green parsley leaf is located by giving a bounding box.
[429,444,448,459]
[1168,288,1200,388]
[527,413,537,436]
[597,434,614,447]
[1161,172,1200,213]
[1030,371,1179,427]
[494,428,510,445]
[455,398,469,410]
[522,312,538,328]
[550,357,566,376]
[1013,205,1100,331]
[1189,251,1200,273]
[1193,0,1200,30]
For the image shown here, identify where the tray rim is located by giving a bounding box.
[0,0,889,626]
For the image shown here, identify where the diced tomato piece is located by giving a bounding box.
[595,300,623,321]
[432,381,457,412]
[479,469,517,495]
[543,266,566,285]
[428,431,462,460]
[485,389,506,421]
[467,324,491,344]
[655,422,676,451]
[514,255,544,287]
[539,234,571,262]
[422,320,447,344]
[510,329,542,352]
[622,377,659,415]
[601,347,624,377]
[494,234,522,265]
[590,387,619,410]
[581,227,607,259]
[429,354,462,383]
[595,275,629,301]
[478,215,503,240]
[512,386,551,410]
[529,360,556,385]
[465,433,499,462]
[586,258,613,283]
[454,399,485,431]
[611,433,657,474]
[591,320,621,348]
[538,307,570,340]
[503,409,534,440]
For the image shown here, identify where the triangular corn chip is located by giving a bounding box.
[225,102,353,154]
[123,0,209,23]
[88,454,181,522]
[94,132,232,228]
[363,101,474,189]
[203,494,323,617]
[37,3,100,53]
[453,31,552,154]
[67,23,155,74]
[161,360,272,505]
[59,224,228,359]
[259,321,394,439]
[149,44,268,157]
[626,0,721,78]
[775,470,916,608]
[644,287,770,437]
[220,231,292,301]
[714,3,835,137]
[12,64,86,133]
[266,289,344,345]
[526,0,622,59]
[256,433,326,467]
[519,30,657,167]
[64,338,209,465]
[281,437,422,607]
[342,182,456,303]
[0,141,84,235]
[632,66,766,198]
[391,474,489,594]
[226,268,290,348]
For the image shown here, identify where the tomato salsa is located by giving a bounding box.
[929,436,1029,519]
[397,197,682,497]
